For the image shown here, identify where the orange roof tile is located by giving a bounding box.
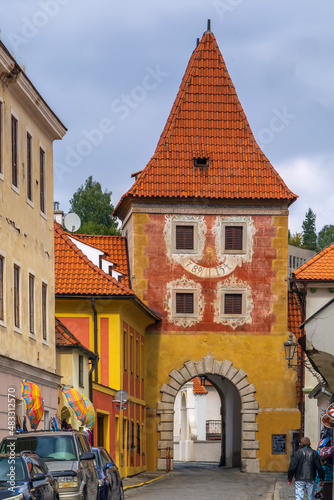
[55,317,96,358]
[293,242,334,281]
[69,233,130,288]
[54,221,134,296]
[193,377,208,394]
[114,29,296,217]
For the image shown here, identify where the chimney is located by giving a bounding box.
[54,201,64,226]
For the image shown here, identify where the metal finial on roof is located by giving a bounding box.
[207,19,211,32]
[196,37,200,47]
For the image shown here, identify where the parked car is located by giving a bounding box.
[0,431,98,500]
[0,450,58,500]
[92,448,124,500]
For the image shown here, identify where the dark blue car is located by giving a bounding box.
[92,448,124,500]
[0,451,58,500]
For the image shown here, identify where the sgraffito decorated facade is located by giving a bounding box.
[114,26,300,472]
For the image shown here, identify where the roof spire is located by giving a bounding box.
[206,19,211,33]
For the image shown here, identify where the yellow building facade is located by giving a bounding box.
[0,41,66,437]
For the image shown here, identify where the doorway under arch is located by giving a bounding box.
[157,353,259,473]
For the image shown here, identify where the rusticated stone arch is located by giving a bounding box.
[156,353,260,473]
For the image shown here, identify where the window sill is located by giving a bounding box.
[0,319,6,328]
[29,333,36,341]
[14,326,22,335]
[42,339,49,347]
[11,184,20,195]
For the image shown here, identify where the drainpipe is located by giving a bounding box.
[89,355,98,447]
[91,298,98,383]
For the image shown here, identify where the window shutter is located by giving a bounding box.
[225,226,243,250]
[176,292,194,314]
[185,293,194,314]
[224,293,242,314]
[176,225,194,250]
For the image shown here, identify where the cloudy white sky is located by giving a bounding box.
[2,0,334,234]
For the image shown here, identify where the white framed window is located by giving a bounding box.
[172,220,199,254]
[13,260,22,333]
[26,129,33,205]
[11,112,19,193]
[220,290,246,319]
[0,251,6,326]
[172,288,198,318]
[39,145,46,216]
[0,99,3,180]
[28,271,35,336]
[41,280,48,343]
[221,221,247,255]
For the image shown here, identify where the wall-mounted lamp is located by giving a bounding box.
[284,332,300,372]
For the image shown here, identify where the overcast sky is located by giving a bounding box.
[2,0,334,234]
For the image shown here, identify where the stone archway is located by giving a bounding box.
[157,353,260,473]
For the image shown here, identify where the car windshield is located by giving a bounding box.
[0,436,76,462]
[0,457,26,482]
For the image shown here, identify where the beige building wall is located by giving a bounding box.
[0,41,66,437]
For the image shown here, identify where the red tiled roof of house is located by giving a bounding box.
[54,221,134,296]
[193,377,208,394]
[288,290,302,338]
[293,242,334,281]
[114,28,296,217]
[69,233,130,287]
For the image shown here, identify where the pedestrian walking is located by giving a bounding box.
[288,436,325,500]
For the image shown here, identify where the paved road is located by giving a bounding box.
[124,462,293,500]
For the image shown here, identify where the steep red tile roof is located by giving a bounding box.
[288,290,302,338]
[293,242,334,281]
[54,221,133,296]
[69,233,130,287]
[114,29,296,217]
[55,317,96,359]
[193,377,208,394]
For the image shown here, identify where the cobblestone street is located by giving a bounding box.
[123,463,296,500]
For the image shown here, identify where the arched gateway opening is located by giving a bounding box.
[157,354,260,473]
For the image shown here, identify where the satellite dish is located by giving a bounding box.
[64,213,81,233]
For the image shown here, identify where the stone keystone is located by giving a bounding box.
[213,360,223,374]
[195,359,205,375]
[203,353,214,373]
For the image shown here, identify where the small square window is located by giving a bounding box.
[221,222,247,254]
[176,292,194,314]
[176,225,194,250]
[172,221,198,254]
[224,293,242,315]
[221,291,246,318]
[172,289,198,318]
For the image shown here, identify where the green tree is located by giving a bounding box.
[288,231,303,248]
[317,224,334,250]
[301,208,318,251]
[69,176,120,235]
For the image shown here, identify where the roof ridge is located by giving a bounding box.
[54,221,133,295]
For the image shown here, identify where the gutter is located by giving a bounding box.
[56,294,161,321]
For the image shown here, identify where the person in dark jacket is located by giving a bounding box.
[288,436,325,500]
